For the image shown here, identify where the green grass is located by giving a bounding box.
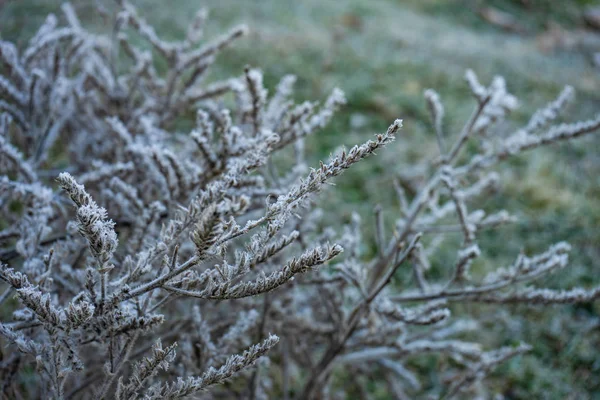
[2,0,600,397]
[395,0,598,32]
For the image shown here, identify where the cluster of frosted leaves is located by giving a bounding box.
[1,2,599,400]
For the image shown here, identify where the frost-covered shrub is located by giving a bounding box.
[0,3,599,399]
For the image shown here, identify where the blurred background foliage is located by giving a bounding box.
[1,0,600,398]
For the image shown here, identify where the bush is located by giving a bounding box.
[0,2,598,399]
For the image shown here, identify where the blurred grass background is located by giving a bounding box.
[2,0,600,398]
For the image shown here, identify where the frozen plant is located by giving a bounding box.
[0,2,599,399]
